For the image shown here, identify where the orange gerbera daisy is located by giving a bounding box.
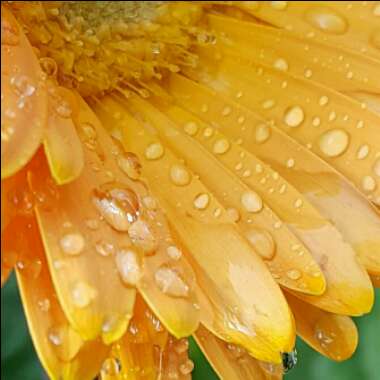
[1,1,380,379]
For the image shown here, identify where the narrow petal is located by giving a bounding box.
[74,95,200,339]
[95,97,295,363]
[194,324,282,380]
[16,217,108,380]
[371,275,380,288]
[285,293,358,361]
[43,84,84,185]
[1,6,47,178]
[122,94,326,296]
[168,74,374,316]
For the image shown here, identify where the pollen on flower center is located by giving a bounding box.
[9,1,212,96]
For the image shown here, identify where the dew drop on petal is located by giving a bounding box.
[145,142,164,160]
[59,233,85,256]
[318,129,349,157]
[213,138,230,154]
[154,266,190,298]
[170,164,191,186]
[117,152,141,180]
[128,219,158,254]
[241,191,263,213]
[71,281,97,308]
[319,95,329,106]
[115,249,141,286]
[304,7,348,35]
[48,327,62,346]
[255,123,271,143]
[273,58,289,71]
[167,245,182,260]
[245,227,276,260]
[286,269,302,280]
[95,240,115,257]
[183,121,199,136]
[361,175,376,192]
[356,144,369,160]
[284,106,305,128]
[193,193,210,210]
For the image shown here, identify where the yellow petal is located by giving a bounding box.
[1,6,47,179]
[234,1,380,60]
[194,324,283,380]
[206,13,380,95]
[16,217,108,380]
[285,293,358,361]
[95,96,295,363]
[168,74,374,316]
[43,85,84,185]
[122,93,326,296]
[75,94,200,339]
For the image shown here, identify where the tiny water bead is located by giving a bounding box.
[115,249,142,286]
[319,95,329,106]
[48,328,63,346]
[93,185,139,232]
[273,58,289,71]
[145,142,164,160]
[167,245,182,260]
[245,228,276,260]
[37,298,51,312]
[116,152,141,180]
[95,240,115,257]
[361,175,376,193]
[304,7,348,35]
[241,191,263,213]
[170,164,191,186]
[255,123,271,143]
[318,129,349,157]
[71,281,97,308]
[154,266,190,298]
[213,138,230,154]
[286,269,302,280]
[128,219,158,254]
[356,144,369,160]
[193,193,210,210]
[284,106,305,128]
[59,233,85,256]
[183,121,199,136]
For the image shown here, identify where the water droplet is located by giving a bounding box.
[59,233,85,256]
[170,164,191,186]
[203,127,214,138]
[213,138,230,154]
[312,117,321,127]
[145,142,164,160]
[245,228,276,260]
[328,111,337,122]
[93,185,139,232]
[115,249,141,286]
[167,245,182,260]
[128,219,158,254]
[183,121,199,136]
[294,198,303,209]
[318,129,349,157]
[48,328,63,346]
[95,241,115,257]
[222,106,232,116]
[305,7,348,35]
[38,298,51,312]
[356,144,370,160]
[10,75,36,98]
[346,71,353,79]
[179,359,194,375]
[241,191,263,213]
[193,193,210,210]
[85,218,99,230]
[286,158,295,168]
[50,87,73,118]
[286,269,302,280]
[226,207,240,222]
[154,266,190,298]
[71,281,97,308]
[255,123,271,143]
[262,99,276,109]
[361,175,376,192]
[117,152,141,180]
[237,115,246,124]
[101,358,120,376]
[273,58,289,71]
[319,95,329,106]
[304,68,313,78]
[1,16,20,45]
[142,196,157,210]
[284,106,305,128]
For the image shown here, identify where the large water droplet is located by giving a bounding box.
[71,281,97,308]
[241,191,263,213]
[245,227,276,260]
[115,249,141,286]
[93,185,139,232]
[170,164,191,186]
[284,106,305,128]
[304,7,348,35]
[154,266,190,298]
[318,129,349,157]
[128,219,158,254]
[59,233,85,256]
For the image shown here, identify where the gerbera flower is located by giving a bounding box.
[1,1,379,379]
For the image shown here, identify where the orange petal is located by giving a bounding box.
[194,324,283,380]
[16,216,109,380]
[168,74,374,316]
[75,95,200,339]
[285,293,358,361]
[1,6,47,178]
[43,84,84,185]
[95,96,295,363]
[371,275,380,288]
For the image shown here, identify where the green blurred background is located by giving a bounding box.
[2,274,379,380]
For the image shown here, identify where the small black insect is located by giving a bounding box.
[282,349,298,373]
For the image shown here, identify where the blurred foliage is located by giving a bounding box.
[1,274,379,380]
